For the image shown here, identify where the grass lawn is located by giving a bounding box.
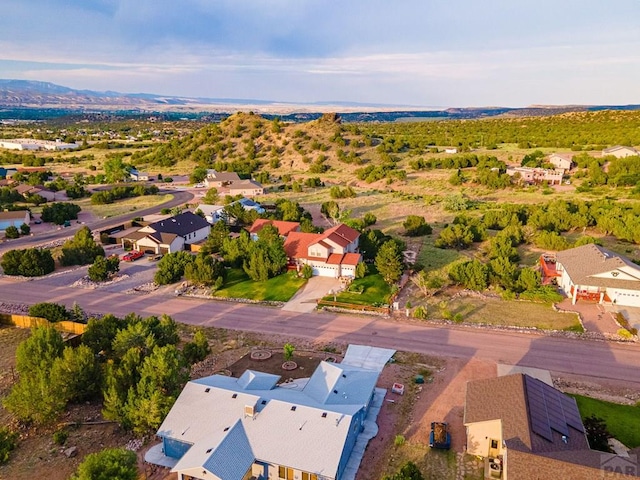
[214,268,306,302]
[78,194,174,218]
[442,296,582,331]
[325,268,392,306]
[571,394,640,449]
[417,237,464,272]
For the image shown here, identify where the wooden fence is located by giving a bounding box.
[0,313,86,335]
[316,299,390,315]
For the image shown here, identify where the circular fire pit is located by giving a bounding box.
[282,361,298,371]
[250,350,272,361]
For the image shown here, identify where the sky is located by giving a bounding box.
[1,0,639,107]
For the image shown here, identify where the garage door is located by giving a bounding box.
[312,265,337,277]
[609,289,640,307]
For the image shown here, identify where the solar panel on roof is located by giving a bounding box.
[524,375,585,443]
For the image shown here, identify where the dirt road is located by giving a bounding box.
[2,278,639,385]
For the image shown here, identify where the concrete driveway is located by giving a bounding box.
[281,276,341,313]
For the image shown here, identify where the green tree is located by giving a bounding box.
[583,415,612,452]
[355,261,367,279]
[50,344,101,402]
[201,220,230,254]
[60,227,105,266]
[202,187,219,204]
[103,156,130,183]
[403,215,433,237]
[41,202,81,225]
[72,448,138,480]
[449,260,489,291]
[189,167,208,184]
[29,302,69,322]
[4,225,19,239]
[88,255,120,282]
[182,330,211,365]
[123,345,187,434]
[19,223,30,235]
[184,253,225,286]
[2,327,66,424]
[154,251,194,285]
[375,240,404,285]
[82,314,123,357]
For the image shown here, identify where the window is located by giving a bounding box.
[301,474,318,480]
[280,467,294,480]
[491,439,499,449]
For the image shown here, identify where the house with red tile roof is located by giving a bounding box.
[284,224,361,278]
[248,219,301,240]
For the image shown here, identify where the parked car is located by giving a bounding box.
[429,422,451,450]
[122,250,144,262]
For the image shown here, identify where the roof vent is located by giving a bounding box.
[223,427,229,432]
[333,389,338,394]
[342,374,347,378]
[261,400,267,405]
[322,412,327,418]
[291,406,297,411]
[206,448,212,453]
[205,388,210,393]
[232,393,237,399]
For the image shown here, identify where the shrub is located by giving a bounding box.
[301,264,313,279]
[88,255,120,282]
[403,215,432,236]
[0,427,18,465]
[53,429,68,446]
[394,435,406,447]
[283,343,295,361]
[19,223,30,235]
[29,302,69,322]
[413,305,428,319]
[182,330,211,364]
[71,448,138,480]
[0,248,55,276]
[5,225,20,239]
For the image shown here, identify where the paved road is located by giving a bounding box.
[2,278,639,386]
[0,189,193,253]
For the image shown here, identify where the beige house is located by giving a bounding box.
[228,179,265,196]
[548,153,574,170]
[506,166,564,185]
[602,146,639,158]
[464,374,639,479]
[204,170,241,188]
[284,224,361,278]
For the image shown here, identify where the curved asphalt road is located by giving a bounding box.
[0,189,193,253]
[1,277,639,386]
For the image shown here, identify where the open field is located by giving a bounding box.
[76,193,174,218]
[440,295,582,330]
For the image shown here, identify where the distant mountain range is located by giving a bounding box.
[1,79,639,123]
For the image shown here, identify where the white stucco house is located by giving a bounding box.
[146,345,395,480]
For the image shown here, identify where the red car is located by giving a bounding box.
[122,250,144,262]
